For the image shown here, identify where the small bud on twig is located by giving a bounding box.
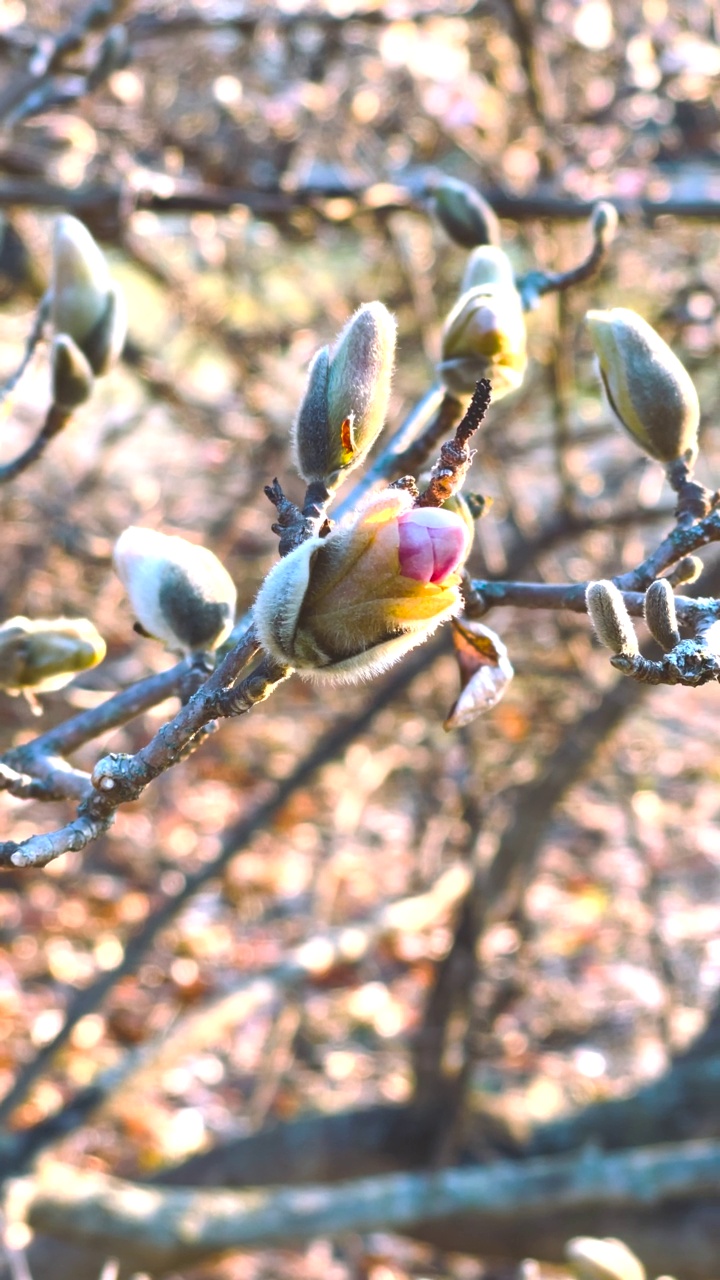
[644,578,681,651]
[51,215,127,374]
[586,307,700,465]
[293,302,396,491]
[565,1236,645,1280]
[666,554,703,586]
[430,176,501,248]
[590,201,619,252]
[113,528,237,654]
[0,616,106,694]
[586,581,639,657]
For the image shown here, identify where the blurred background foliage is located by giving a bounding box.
[1,1,720,1277]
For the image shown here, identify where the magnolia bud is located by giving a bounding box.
[461,245,517,294]
[253,488,471,682]
[50,334,94,408]
[586,581,639,657]
[644,578,681,651]
[431,177,500,248]
[586,307,700,464]
[591,201,619,251]
[51,215,127,374]
[113,527,237,654]
[566,1237,645,1280]
[293,303,396,490]
[0,616,106,693]
[439,281,527,400]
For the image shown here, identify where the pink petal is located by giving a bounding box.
[398,508,468,583]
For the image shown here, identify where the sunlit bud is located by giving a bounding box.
[0,616,106,694]
[50,334,94,408]
[431,176,500,248]
[51,215,126,374]
[440,282,527,400]
[644,578,681,651]
[586,308,699,464]
[586,581,638,657]
[113,527,237,654]
[670,554,703,585]
[566,1237,645,1280]
[591,201,619,251]
[461,245,517,294]
[253,488,470,682]
[293,303,396,490]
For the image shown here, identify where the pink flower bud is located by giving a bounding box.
[397,508,469,583]
[254,489,471,682]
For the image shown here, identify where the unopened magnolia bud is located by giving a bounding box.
[431,177,500,248]
[591,201,619,250]
[586,307,699,464]
[461,245,517,294]
[293,302,396,490]
[644,578,681,651]
[669,554,703,585]
[586,581,638,657]
[566,1237,645,1280]
[254,488,471,682]
[51,334,94,408]
[0,616,106,693]
[440,281,526,400]
[113,527,237,654]
[51,215,126,373]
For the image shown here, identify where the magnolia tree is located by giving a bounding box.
[0,181,718,1280]
[0,184,716,876]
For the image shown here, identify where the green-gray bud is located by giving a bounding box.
[0,616,106,694]
[431,177,500,249]
[51,334,94,408]
[440,277,526,400]
[586,581,638,657]
[644,578,681,651]
[51,215,127,374]
[461,245,517,294]
[586,307,700,464]
[292,302,396,491]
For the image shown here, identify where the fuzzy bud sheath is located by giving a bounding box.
[254,488,471,682]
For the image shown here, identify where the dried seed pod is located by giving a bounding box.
[566,1236,645,1280]
[644,578,681,651]
[0,616,106,693]
[586,307,699,464]
[254,487,471,682]
[431,176,501,248]
[114,527,237,654]
[586,581,639,657]
[292,302,396,490]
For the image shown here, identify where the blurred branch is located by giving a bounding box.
[0,294,49,405]
[11,1139,720,1277]
[4,177,720,239]
[0,403,72,485]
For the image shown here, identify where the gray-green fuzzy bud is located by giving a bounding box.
[586,307,700,464]
[51,216,127,374]
[51,334,95,408]
[0,616,106,694]
[293,302,396,490]
[431,177,500,249]
[566,1237,645,1280]
[644,578,681,651]
[586,581,639,657]
[113,527,237,654]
